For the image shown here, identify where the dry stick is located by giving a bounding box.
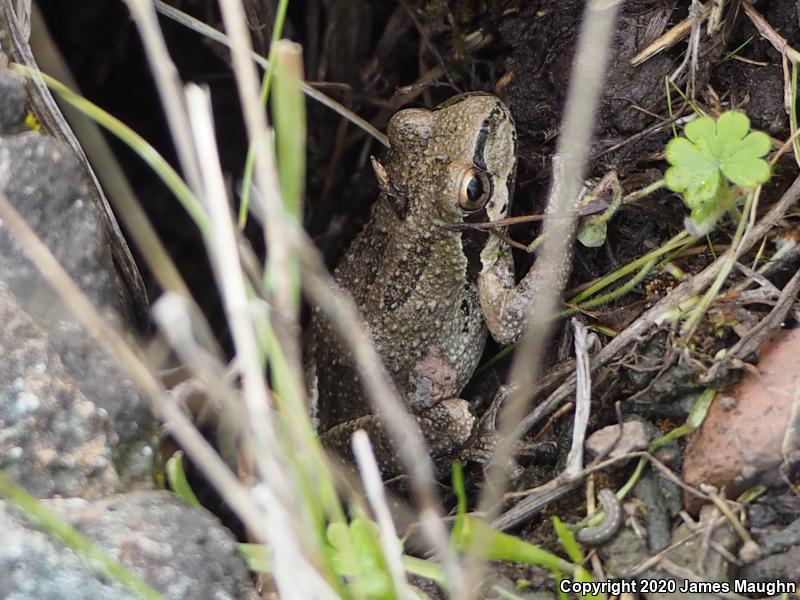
[669,0,705,96]
[564,320,594,479]
[742,1,800,169]
[625,511,731,578]
[496,442,720,535]
[630,2,711,66]
[742,1,800,63]
[477,0,621,527]
[184,88,340,600]
[184,86,281,473]
[702,265,800,383]
[214,3,307,403]
[490,321,595,532]
[502,449,712,505]
[496,175,800,529]
[151,294,241,465]
[0,191,270,543]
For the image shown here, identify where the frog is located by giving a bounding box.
[309,92,574,476]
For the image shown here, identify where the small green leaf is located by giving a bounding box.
[665,136,721,202]
[237,543,271,573]
[552,517,583,564]
[165,451,201,507]
[664,111,771,233]
[714,111,750,151]
[684,115,716,150]
[577,219,607,248]
[326,518,394,599]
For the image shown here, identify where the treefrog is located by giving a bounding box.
[309,93,572,475]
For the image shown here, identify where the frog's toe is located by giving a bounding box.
[458,433,524,479]
[416,398,475,458]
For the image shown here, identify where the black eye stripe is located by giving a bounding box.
[472,104,505,171]
[472,124,489,171]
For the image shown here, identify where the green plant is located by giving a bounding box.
[664,111,771,234]
[165,451,201,507]
[449,464,600,599]
[327,517,398,600]
[547,110,772,332]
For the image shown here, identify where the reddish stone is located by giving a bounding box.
[683,328,800,514]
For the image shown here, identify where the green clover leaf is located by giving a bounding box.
[665,111,771,233]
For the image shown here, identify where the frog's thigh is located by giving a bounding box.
[416,398,475,459]
[320,399,476,472]
[320,413,404,476]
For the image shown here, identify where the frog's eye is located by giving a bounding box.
[458,169,491,212]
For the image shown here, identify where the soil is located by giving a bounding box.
[37,0,800,596]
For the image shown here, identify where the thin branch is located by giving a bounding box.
[124,0,203,196]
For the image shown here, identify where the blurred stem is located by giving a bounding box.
[266,41,305,315]
[238,0,290,228]
[11,65,209,235]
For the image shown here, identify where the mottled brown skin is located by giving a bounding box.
[310,93,572,474]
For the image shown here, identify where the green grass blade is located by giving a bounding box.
[238,0,291,228]
[165,451,201,507]
[11,64,209,236]
[237,543,271,573]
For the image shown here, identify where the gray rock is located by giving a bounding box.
[0,132,135,325]
[585,420,651,463]
[0,491,258,600]
[0,131,155,490]
[0,71,26,132]
[739,545,800,584]
[633,472,682,554]
[0,282,120,498]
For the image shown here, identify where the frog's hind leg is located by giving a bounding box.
[457,385,550,478]
[320,399,477,479]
